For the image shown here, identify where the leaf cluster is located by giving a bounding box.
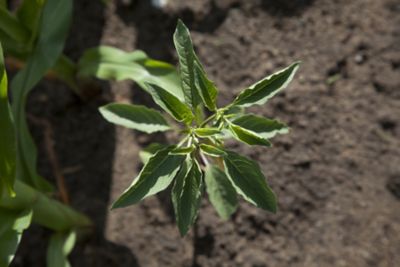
[101,20,300,235]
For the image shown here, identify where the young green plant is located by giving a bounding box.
[100,20,300,236]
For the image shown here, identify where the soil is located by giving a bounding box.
[9,0,400,266]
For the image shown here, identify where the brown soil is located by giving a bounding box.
[10,0,400,266]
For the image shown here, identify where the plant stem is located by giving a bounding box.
[177,134,190,147]
[199,113,216,128]
[199,151,209,166]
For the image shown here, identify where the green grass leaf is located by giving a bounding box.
[232,114,289,139]
[205,165,237,219]
[1,180,92,232]
[145,82,194,125]
[223,150,277,212]
[0,6,30,44]
[16,0,45,48]
[228,122,272,147]
[0,208,32,266]
[10,0,72,192]
[78,46,183,100]
[173,19,202,108]
[172,158,203,236]
[112,146,185,209]
[99,103,171,133]
[199,144,226,157]
[0,43,16,197]
[47,231,76,267]
[233,62,300,107]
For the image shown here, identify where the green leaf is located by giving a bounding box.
[171,146,195,155]
[145,82,194,125]
[0,6,30,43]
[0,43,16,197]
[78,46,183,101]
[194,61,217,111]
[16,0,45,47]
[1,180,92,233]
[0,28,26,56]
[99,103,171,133]
[0,208,33,266]
[232,62,300,107]
[199,144,226,157]
[112,146,185,209]
[223,150,277,212]
[173,19,202,108]
[232,114,289,139]
[10,0,72,192]
[222,105,245,121]
[194,127,221,138]
[205,165,237,219]
[47,230,76,267]
[228,122,272,147]
[139,143,167,164]
[172,158,203,235]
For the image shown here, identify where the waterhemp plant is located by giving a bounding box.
[100,20,299,235]
[0,0,298,263]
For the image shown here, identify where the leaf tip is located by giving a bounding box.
[176,18,186,28]
[178,226,190,237]
[110,199,123,210]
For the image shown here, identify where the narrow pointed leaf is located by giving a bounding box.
[233,62,300,107]
[10,0,72,192]
[78,46,183,100]
[173,19,202,108]
[223,150,277,212]
[112,146,185,209]
[16,0,44,29]
[0,208,33,266]
[172,159,203,235]
[194,61,217,111]
[0,43,16,197]
[205,165,237,219]
[171,146,195,155]
[139,143,167,164]
[194,127,221,138]
[16,0,45,47]
[228,123,272,147]
[232,114,289,139]
[199,144,226,157]
[99,103,171,133]
[1,180,92,232]
[145,82,194,125]
[47,230,76,267]
[0,6,30,43]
